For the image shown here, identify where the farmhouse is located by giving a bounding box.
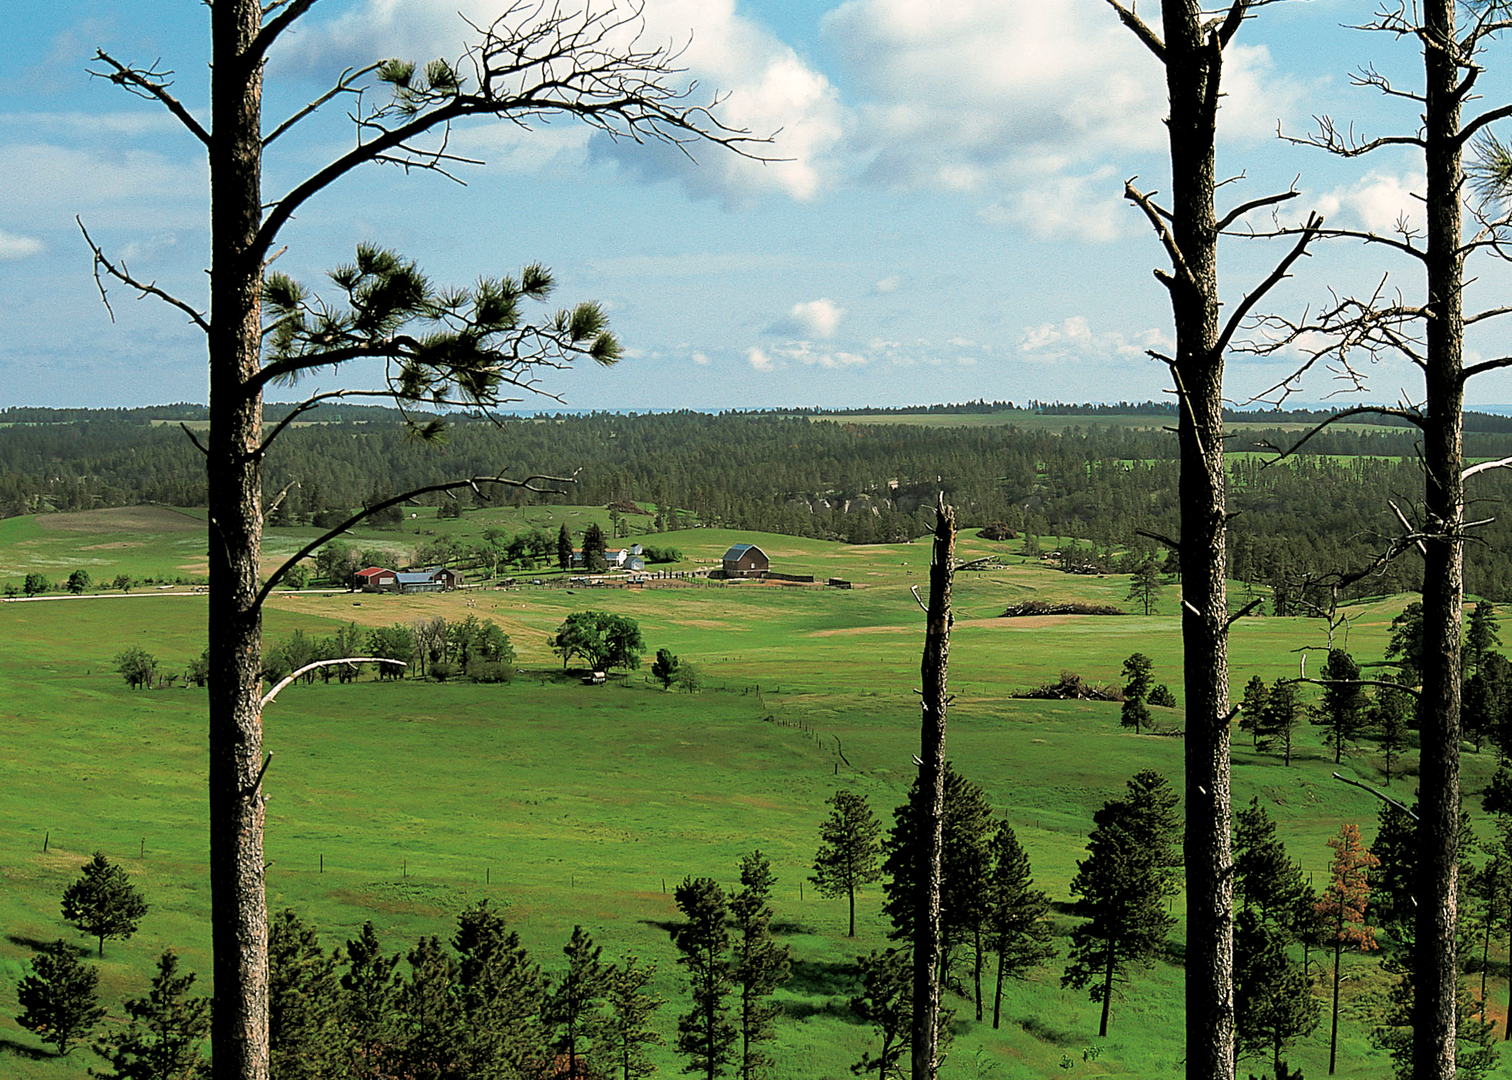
[394,568,461,593]
[722,543,769,579]
[354,566,398,591]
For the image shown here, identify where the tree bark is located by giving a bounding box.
[1161,6,1235,1078]
[911,502,953,1080]
[1415,5,1464,1077]
[208,3,270,1079]
[1099,947,1115,1038]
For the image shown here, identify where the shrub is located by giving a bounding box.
[467,659,515,684]
[1150,684,1178,708]
[429,660,459,682]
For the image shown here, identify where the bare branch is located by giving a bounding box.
[1105,0,1166,60]
[1215,0,1252,48]
[1214,212,1322,357]
[1124,178,1196,291]
[1463,456,1512,481]
[261,658,406,707]
[78,218,210,332]
[263,63,382,146]
[1332,772,1420,816]
[248,0,322,73]
[179,422,210,458]
[89,51,211,147]
[1215,188,1300,233]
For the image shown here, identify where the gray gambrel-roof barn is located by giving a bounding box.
[722,543,769,578]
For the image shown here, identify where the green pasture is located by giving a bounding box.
[0,513,1505,1077]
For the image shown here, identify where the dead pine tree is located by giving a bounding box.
[1104,3,1321,1077]
[82,6,758,1079]
[1249,5,1512,1075]
[908,499,955,1080]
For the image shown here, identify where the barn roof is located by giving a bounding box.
[355,566,394,578]
[723,544,767,561]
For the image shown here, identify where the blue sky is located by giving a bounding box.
[5,1,1512,411]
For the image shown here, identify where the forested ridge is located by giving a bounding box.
[5,403,1512,599]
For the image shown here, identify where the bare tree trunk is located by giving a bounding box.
[1161,8,1234,1078]
[1416,7,1464,1077]
[911,502,954,1080]
[208,4,269,1079]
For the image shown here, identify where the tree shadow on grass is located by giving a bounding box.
[0,1038,52,1061]
[637,919,680,936]
[787,956,860,998]
[5,934,88,957]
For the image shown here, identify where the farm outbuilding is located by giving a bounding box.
[722,543,769,578]
[394,567,461,594]
[355,566,398,591]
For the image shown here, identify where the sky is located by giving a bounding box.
[5,0,1512,412]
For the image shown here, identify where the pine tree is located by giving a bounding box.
[61,852,148,957]
[1233,909,1319,1080]
[394,936,462,1080]
[1233,798,1312,935]
[558,523,574,571]
[268,909,344,1080]
[548,925,608,1080]
[1313,649,1366,764]
[672,876,735,1080]
[848,949,954,1080]
[1062,770,1181,1036]
[582,522,609,573]
[340,922,400,1080]
[15,939,105,1056]
[91,950,212,1080]
[1372,944,1499,1080]
[1125,558,1161,615]
[1372,687,1412,785]
[593,956,665,1080]
[453,900,546,1079]
[811,789,883,938]
[879,763,993,995]
[1315,824,1379,1075]
[982,821,1054,1029]
[1120,653,1154,734]
[1467,601,1501,674]
[1239,675,1270,750]
[730,852,791,1080]
[1257,680,1302,767]
[1370,802,1418,933]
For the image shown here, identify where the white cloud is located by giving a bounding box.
[789,298,844,339]
[747,346,776,371]
[692,351,711,365]
[874,275,901,294]
[0,143,206,230]
[277,0,844,203]
[0,229,44,260]
[822,0,1307,241]
[1316,171,1425,236]
[1019,316,1166,364]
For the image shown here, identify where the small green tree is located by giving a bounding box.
[1234,909,1319,1080]
[1062,770,1180,1037]
[848,948,952,1080]
[61,852,147,957]
[983,821,1054,1029]
[1313,649,1366,765]
[453,900,546,1079]
[15,939,105,1056]
[582,522,609,572]
[1239,675,1270,749]
[592,955,665,1080]
[268,909,345,1080]
[548,925,608,1080]
[1125,558,1161,615]
[558,523,574,571]
[811,790,883,938]
[1257,679,1303,767]
[674,661,704,694]
[652,648,681,690]
[393,936,462,1080]
[112,573,132,592]
[671,876,735,1080]
[91,950,211,1080]
[551,611,645,672]
[340,922,399,1080]
[66,570,91,595]
[1371,686,1412,785]
[1467,601,1502,674]
[730,852,791,1080]
[23,571,49,596]
[114,646,159,691]
[1120,653,1154,734]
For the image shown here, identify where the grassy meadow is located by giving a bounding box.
[1,507,1505,1078]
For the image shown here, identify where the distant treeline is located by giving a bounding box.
[4,403,1512,600]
